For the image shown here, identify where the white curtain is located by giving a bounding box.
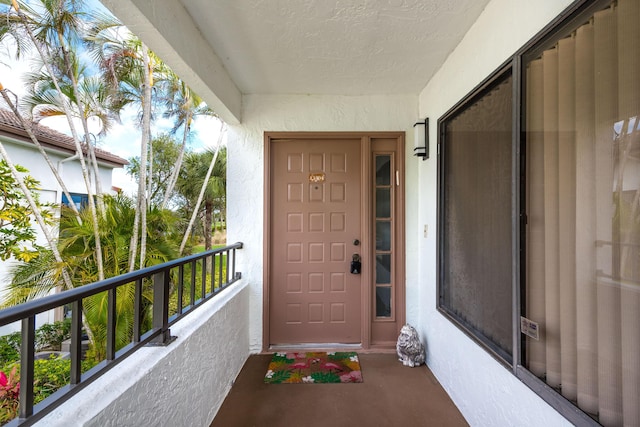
[525,1,640,425]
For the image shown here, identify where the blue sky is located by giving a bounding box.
[0,0,225,195]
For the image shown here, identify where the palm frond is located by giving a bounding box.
[1,250,64,308]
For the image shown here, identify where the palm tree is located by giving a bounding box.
[21,54,126,195]
[177,121,226,255]
[87,26,167,271]
[159,72,216,209]
[2,0,107,281]
[0,83,82,222]
[177,146,226,252]
[2,194,180,359]
[1,2,86,222]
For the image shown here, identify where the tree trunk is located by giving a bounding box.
[0,85,82,222]
[0,141,72,290]
[87,135,106,215]
[137,43,152,269]
[179,122,225,255]
[12,2,105,281]
[147,137,153,208]
[56,30,107,278]
[161,111,191,209]
[204,199,213,251]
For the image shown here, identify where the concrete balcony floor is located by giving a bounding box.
[211,353,468,427]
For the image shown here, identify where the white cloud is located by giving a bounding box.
[0,39,33,100]
[191,115,226,152]
[111,168,138,196]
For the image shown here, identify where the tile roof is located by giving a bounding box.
[0,109,128,167]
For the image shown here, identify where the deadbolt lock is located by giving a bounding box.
[350,253,361,274]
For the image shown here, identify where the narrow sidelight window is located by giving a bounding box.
[375,154,393,318]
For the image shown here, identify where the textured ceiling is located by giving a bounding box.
[179,0,490,96]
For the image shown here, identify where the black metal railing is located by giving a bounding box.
[0,242,243,426]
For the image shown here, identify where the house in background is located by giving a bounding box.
[0,109,127,333]
[19,0,637,425]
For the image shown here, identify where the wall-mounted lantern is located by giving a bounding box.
[413,118,429,160]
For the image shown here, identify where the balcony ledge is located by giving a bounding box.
[37,280,251,427]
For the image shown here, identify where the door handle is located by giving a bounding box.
[350,254,361,274]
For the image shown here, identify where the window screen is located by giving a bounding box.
[438,70,514,363]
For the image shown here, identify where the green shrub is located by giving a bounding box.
[0,319,73,368]
[35,319,72,351]
[31,356,97,403]
[32,357,71,404]
[0,355,99,420]
[0,334,20,367]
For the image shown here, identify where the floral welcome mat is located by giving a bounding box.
[264,351,363,384]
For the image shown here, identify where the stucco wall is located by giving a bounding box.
[38,281,250,427]
[226,93,419,353]
[416,0,576,426]
[2,139,116,196]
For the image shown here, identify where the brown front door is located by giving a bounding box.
[268,137,362,345]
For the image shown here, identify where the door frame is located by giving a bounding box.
[263,131,405,351]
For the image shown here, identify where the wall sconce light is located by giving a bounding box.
[413,118,429,160]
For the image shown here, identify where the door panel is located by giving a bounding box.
[269,138,362,344]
